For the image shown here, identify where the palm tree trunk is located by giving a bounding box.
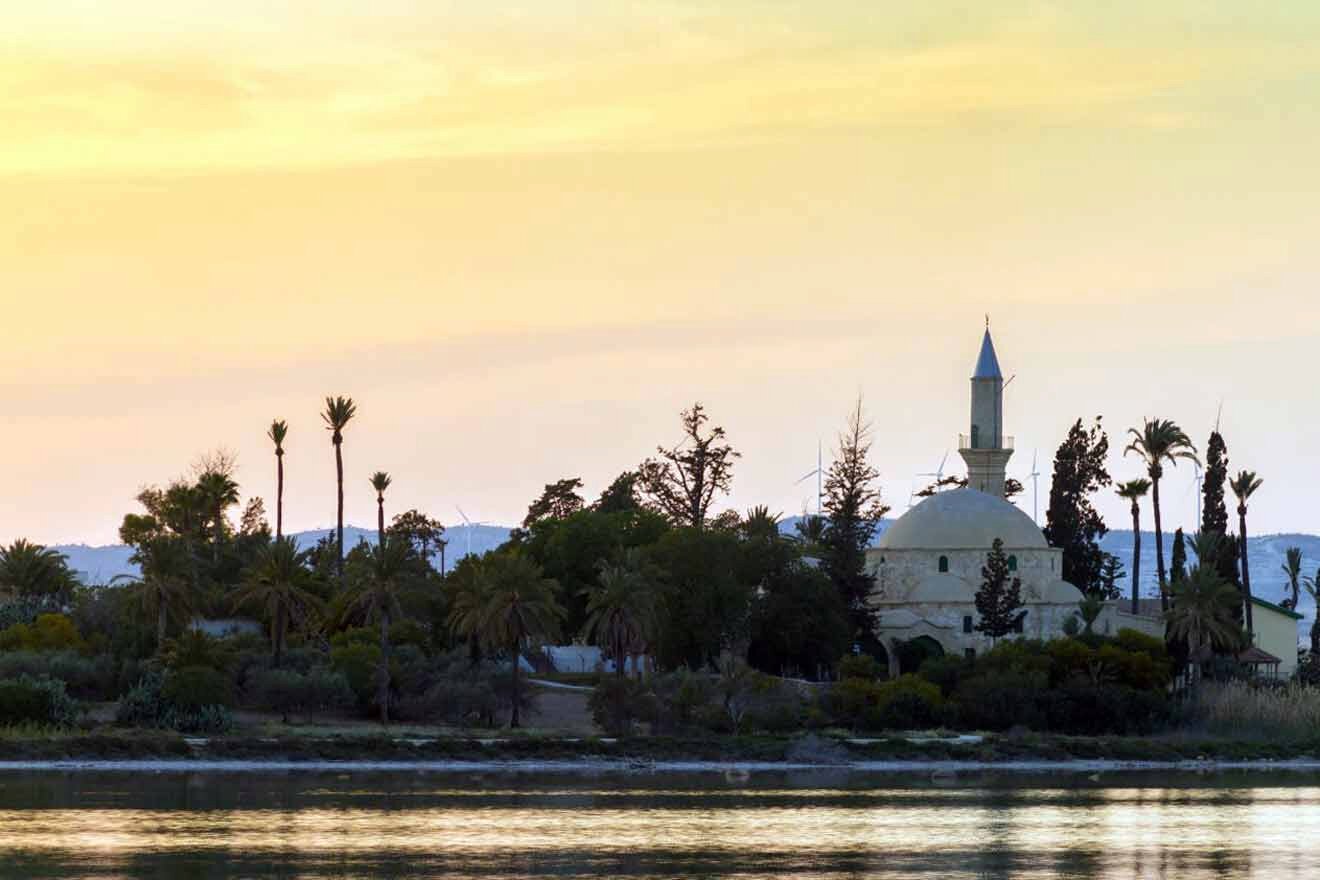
[335,441,345,581]
[1151,475,1168,613]
[1311,617,1319,656]
[1239,508,1254,633]
[1130,501,1142,616]
[157,599,168,652]
[510,646,522,729]
[274,604,286,669]
[377,498,385,548]
[379,607,391,725]
[275,453,284,540]
[213,511,223,564]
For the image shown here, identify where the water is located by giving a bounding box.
[1,767,1319,878]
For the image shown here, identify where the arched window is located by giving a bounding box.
[938,555,949,573]
[1008,555,1018,572]
[970,425,980,449]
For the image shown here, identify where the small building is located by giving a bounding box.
[1248,596,1303,679]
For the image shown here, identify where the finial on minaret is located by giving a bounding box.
[985,313,989,330]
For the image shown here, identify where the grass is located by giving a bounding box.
[1181,680,1320,741]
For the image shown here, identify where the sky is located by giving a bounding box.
[3,2,1319,545]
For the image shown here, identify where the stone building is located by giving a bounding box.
[865,328,1161,674]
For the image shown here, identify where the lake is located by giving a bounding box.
[1,765,1318,878]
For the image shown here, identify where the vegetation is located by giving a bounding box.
[1228,470,1263,632]
[1043,417,1114,596]
[1124,419,1199,611]
[0,392,1311,758]
[974,539,1025,640]
[1115,478,1151,613]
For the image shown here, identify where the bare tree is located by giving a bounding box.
[638,403,739,529]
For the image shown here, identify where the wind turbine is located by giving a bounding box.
[917,451,950,492]
[1030,450,1042,525]
[794,440,825,517]
[455,506,489,560]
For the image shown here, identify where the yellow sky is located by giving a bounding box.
[3,2,1320,543]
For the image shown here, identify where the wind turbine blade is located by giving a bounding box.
[795,470,820,484]
[938,450,949,471]
[456,506,472,525]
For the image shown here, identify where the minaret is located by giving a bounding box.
[958,325,1014,497]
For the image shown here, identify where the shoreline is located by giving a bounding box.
[1,757,1319,774]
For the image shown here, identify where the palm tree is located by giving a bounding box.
[0,540,75,604]
[342,535,411,723]
[127,538,196,651]
[1125,419,1199,612]
[267,420,288,539]
[1115,478,1152,615]
[452,553,564,728]
[370,471,392,547]
[582,549,657,679]
[321,396,358,581]
[196,469,240,564]
[1303,569,1320,656]
[232,537,323,668]
[1167,537,1244,678]
[1282,547,1303,611]
[1229,470,1263,633]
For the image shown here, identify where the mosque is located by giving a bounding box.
[864,328,1161,674]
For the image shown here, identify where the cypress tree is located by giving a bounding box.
[1201,431,1240,587]
[975,538,1026,640]
[1042,417,1112,595]
[1170,528,1187,585]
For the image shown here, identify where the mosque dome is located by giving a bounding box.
[878,488,1048,551]
[907,573,974,603]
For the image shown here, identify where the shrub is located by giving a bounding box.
[953,670,1049,731]
[826,677,882,729]
[1043,682,1169,735]
[1298,654,1320,688]
[247,668,353,722]
[330,642,382,708]
[590,676,657,736]
[0,614,84,653]
[0,599,50,631]
[918,655,972,698]
[164,630,232,672]
[648,668,716,735]
[117,669,233,734]
[870,675,943,730]
[0,650,115,701]
[162,665,234,711]
[837,653,884,682]
[0,676,78,727]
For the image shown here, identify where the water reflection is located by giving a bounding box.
[0,769,1316,878]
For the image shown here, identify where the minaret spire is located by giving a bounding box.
[959,324,1014,497]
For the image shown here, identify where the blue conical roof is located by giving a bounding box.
[974,329,1002,379]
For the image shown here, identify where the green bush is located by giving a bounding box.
[0,614,84,653]
[162,665,234,711]
[825,676,881,729]
[836,653,883,682]
[247,668,353,722]
[116,670,233,734]
[953,670,1049,731]
[0,676,78,727]
[0,650,115,700]
[590,676,657,736]
[330,642,382,707]
[917,655,972,698]
[870,675,943,730]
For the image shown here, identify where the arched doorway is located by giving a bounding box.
[897,635,945,674]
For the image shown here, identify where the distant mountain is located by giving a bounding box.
[57,523,515,584]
